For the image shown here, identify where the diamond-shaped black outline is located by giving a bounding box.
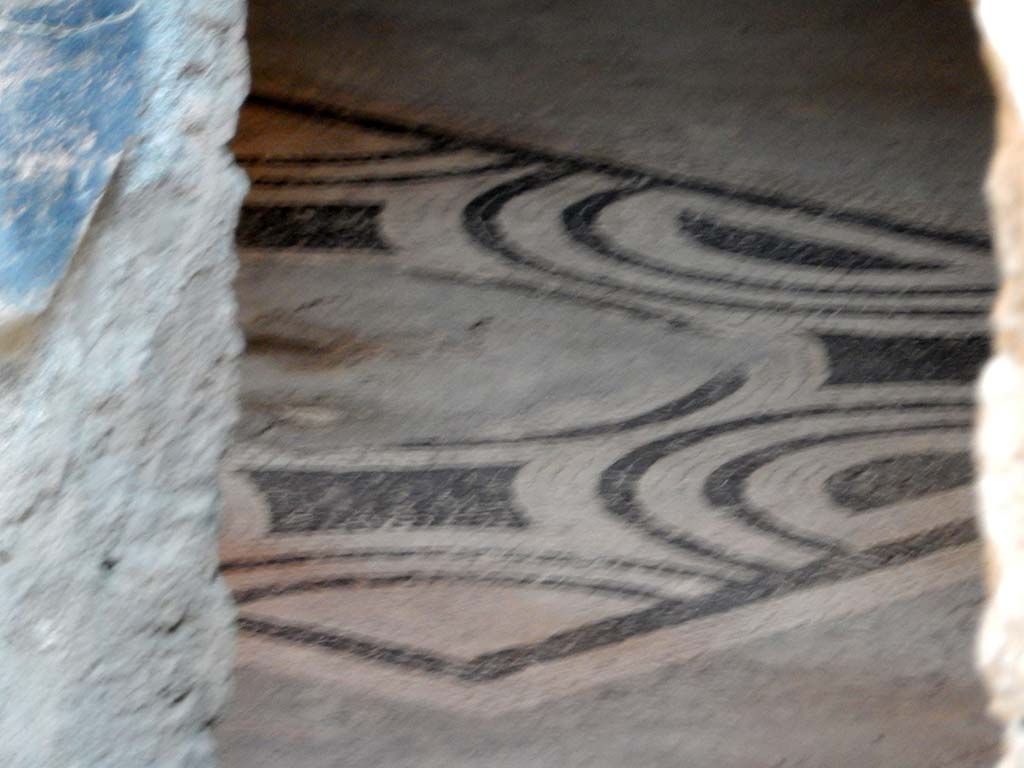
[234,503,975,684]
[235,572,670,682]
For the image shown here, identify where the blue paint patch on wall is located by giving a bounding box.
[0,0,141,322]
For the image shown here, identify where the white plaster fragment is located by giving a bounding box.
[978,0,1024,118]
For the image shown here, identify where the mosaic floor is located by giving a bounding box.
[215,89,1001,766]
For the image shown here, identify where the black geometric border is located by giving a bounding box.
[239,94,994,332]
[221,546,737,584]
[231,399,977,682]
[234,515,976,683]
[235,571,666,682]
[245,94,989,251]
[232,96,987,682]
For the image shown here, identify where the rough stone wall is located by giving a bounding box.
[0,1,248,765]
[977,1,1024,765]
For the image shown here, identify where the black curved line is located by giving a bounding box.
[236,141,455,166]
[236,571,669,682]
[461,517,977,682]
[676,211,943,272]
[826,450,972,513]
[565,187,992,299]
[599,400,972,572]
[238,515,977,683]
[220,546,740,585]
[250,157,532,188]
[703,422,971,553]
[237,615,463,677]
[656,178,990,253]
[234,570,668,604]
[247,93,991,251]
[464,171,988,319]
[399,367,746,448]
[403,267,691,330]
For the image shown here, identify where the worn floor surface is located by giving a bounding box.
[218,1,1001,765]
